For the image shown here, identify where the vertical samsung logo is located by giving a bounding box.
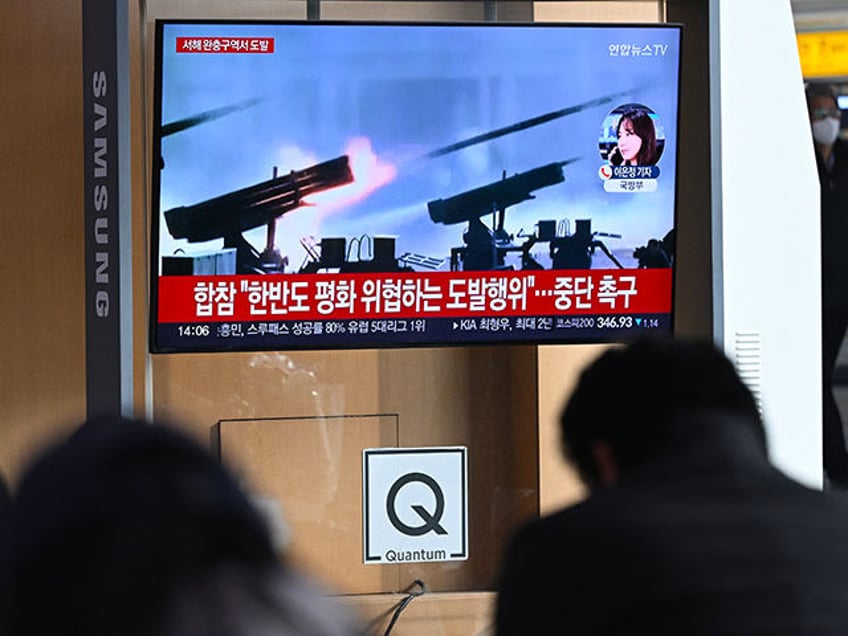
[91,69,110,317]
[83,0,121,418]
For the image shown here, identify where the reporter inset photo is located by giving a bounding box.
[599,104,665,167]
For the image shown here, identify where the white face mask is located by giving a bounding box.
[813,117,840,146]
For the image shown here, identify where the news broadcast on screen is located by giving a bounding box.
[149,20,681,353]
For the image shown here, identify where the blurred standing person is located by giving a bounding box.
[808,83,848,488]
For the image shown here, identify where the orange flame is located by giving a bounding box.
[303,136,397,217]
[263,138,397,267]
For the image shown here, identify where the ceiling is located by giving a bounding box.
[792,0,848,31]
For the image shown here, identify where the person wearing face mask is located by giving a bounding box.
[807,83,848,488]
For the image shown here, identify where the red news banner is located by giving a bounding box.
[175,37,275,53]
[158,269,672,323]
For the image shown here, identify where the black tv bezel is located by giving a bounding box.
[148,18,683,354]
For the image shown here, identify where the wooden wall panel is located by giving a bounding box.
[322,1,500,21]
[339,591,496,635]
[537,344,609,514]
[0,1,87,486]
[218,414,399,594]
[150,350,382,437]
[143,0,305,20]
[534,0,663,23]
[375,346,539,593]
[152,345,539,595]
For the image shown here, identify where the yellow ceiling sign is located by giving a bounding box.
[797,30,848,79]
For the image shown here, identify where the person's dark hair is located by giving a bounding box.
[560,337,764,489]
[806,82,838,111]
[2,415,279,636]
[613,107,658,166]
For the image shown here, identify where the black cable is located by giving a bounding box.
[383,579,426,636]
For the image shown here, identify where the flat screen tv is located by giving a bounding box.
[150,19,681,353]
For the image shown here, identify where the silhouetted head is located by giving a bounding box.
[560,337,764,490]
[3,415,278,636]
[806,82,838,114]
[806,83,842,148]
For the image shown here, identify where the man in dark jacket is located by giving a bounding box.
[496,337,848,635]
[808,83,848,488]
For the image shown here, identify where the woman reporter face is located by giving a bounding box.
[616,117,643,165]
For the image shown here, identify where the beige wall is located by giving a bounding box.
[534,1,662,22]
[0,1,88,486]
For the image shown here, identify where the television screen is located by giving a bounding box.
[150,19,681,353]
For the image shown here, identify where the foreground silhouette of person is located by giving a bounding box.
[0,471,9,557]
[496,337,848,635]
[0,471,9,518]
[0,415,360,636]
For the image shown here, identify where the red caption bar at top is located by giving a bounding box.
[176,37,275,53]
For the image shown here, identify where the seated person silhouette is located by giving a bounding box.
[496,337,848,635]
